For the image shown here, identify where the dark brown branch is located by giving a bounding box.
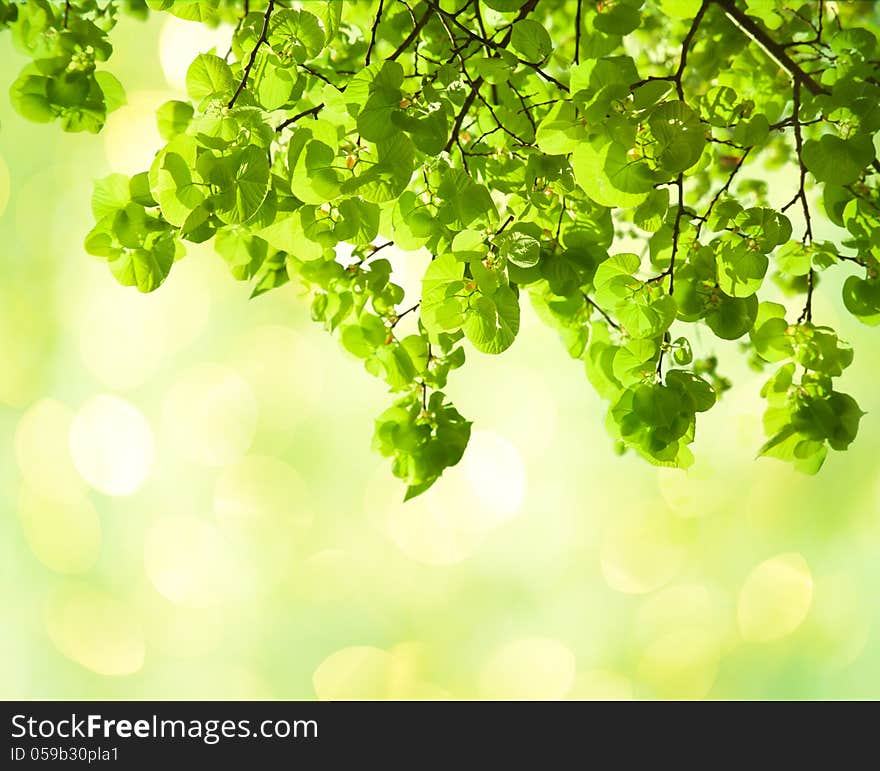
[711,0,827,96]
[445,84,480,154]
[391,302,421,328]
[301,64,334,86]
[228,0,275,108]
[509,81,537,134]
[785,77,815,324]
[275,103,323,132]
[674,0,710,99]
[388,5,433,61]
[574,0,583,64]
[786,79,814,244]
[668,174,685,297]
[365,0,385,66]
[654,174,685,378]
[555,197,566,242]
[495,215,514,236]
[432,1,569,93]
[435,11,531,148]
[63,0,71,28]
[472,0,493,57]
[583,293,621,331]
[695,148,751,239]
[797,268,814,324]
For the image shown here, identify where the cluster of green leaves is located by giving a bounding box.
[3,0,880,496]
[5,0,127,132]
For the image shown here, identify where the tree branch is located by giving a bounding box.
[388,5,433,61]
[275,103,323,132]
[391,301,420,328]
[674,0,710,99]
[445,84,479,154]
[432,0,569,93]
[365,0,385,66]
[695,148,751,240]
[655,174,685,378]
[711,0,827,96]
[582,292,620,331]
[228,0,275,108]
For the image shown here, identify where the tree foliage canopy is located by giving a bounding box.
[2,0,880,497]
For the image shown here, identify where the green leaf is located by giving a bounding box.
[149,134,205,228]
[716,239,768,298]
[496,231,540,268]
[510,20,552,62]
[451,228,489,261]
[92,173,131,219]
[269,8,325,63]
[750,301,793,361]
[657,0,702,16]
[334,198,380,245]
[634,188,669,232]
[572,138,653,208]
[802,134,875,185]
[705,293,758,340]
[648,101,707,174]
[213,144,271,224]
[593,3,641,35]
[463,286,520,354]
[421,254,466,335]
[109,237,177,293]
[95,71,126,113]
[843,275,880,325]
[535,101,585,155]
[185,53,233,101]
[156,100,194,141]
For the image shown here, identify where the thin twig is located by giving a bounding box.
[495,215,514,236]
[695,148,751,239]
[674,0,710,99]
[391,302,421,328]
[275,103,323,132]
[228,0,275,108]
[655,174,685,378]
[582,293,621,331]
[365,0,385,66]
[388,5,433,61]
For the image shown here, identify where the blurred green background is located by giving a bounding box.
[1,10,879,701]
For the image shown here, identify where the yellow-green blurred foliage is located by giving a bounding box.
[1,13,879,701]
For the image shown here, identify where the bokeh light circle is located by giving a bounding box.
[214,456,313,584]
[464,430,527,522]
[69,394,155,496]
[144,515,245,608]
[45,585,145,676]
[17,485,101,574]
[600,513,685,594]
[479,638,576,700]
[737,552,813,643]
[159,17,235,92]
[161,364,258,467]
[15,399,85,502]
